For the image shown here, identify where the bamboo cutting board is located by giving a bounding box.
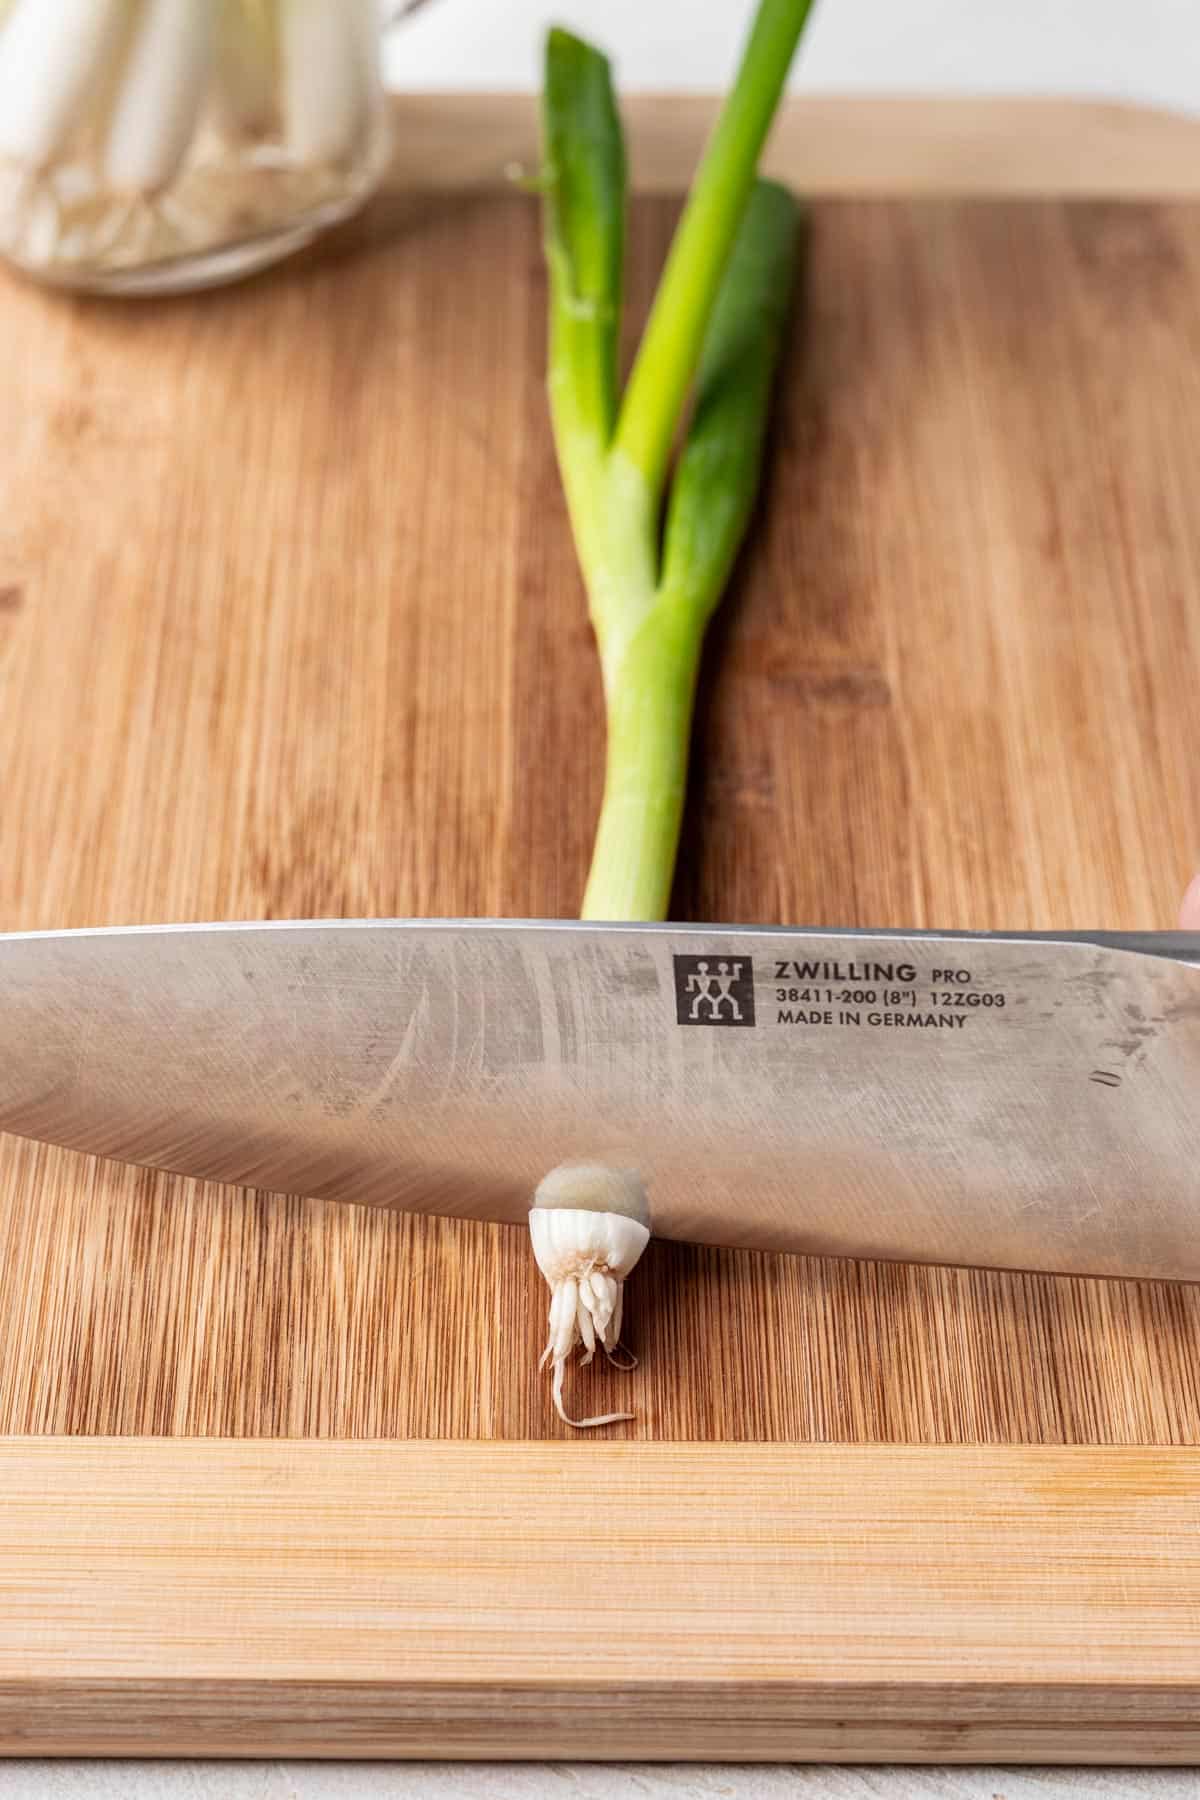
[3,140,1200,1445]
[3,97,1200,1760]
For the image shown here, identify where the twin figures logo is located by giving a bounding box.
[673,954,757,1027]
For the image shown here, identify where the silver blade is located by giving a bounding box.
[1,920,1198,1282]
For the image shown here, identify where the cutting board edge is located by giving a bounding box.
[5,1688,1200,1764]
[4,1438,1200,1762]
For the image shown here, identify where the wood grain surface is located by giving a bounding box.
[2,188,1200,1442]
[395,93,1200,198]
[5,1438,1200,1761]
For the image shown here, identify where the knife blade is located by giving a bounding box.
[1,920,1197,1282]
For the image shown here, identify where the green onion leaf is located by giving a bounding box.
[539,4,816,923]
[613,0,815,506]
[660,179,803,624]
[542,27,626,462]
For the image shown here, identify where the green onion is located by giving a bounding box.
[104,0,214,195]
[0,0,129,171]
[281,0,370,166]
[541,1,813,923]
[532,3,813,1430]
[0,0,378,276]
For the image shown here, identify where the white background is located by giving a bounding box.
[390,0,1199,115]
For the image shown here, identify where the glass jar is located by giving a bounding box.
[0,0,423,295]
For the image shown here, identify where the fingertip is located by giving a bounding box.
[1180,874,1200,929]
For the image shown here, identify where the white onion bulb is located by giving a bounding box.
[0,0,128,169]
[282,0,367,166]
[104,0,215,194]
[529,1164,650,1429]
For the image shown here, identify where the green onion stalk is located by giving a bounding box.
[541,0,814,923]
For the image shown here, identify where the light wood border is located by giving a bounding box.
[387,94,1200,196]
[4,1440,1200,1761]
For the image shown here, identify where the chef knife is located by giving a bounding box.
[1,920,1197,1282]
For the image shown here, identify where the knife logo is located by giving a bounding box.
[674,955,757,1027]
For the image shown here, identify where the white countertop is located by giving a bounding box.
[1,1767,1197,1798]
